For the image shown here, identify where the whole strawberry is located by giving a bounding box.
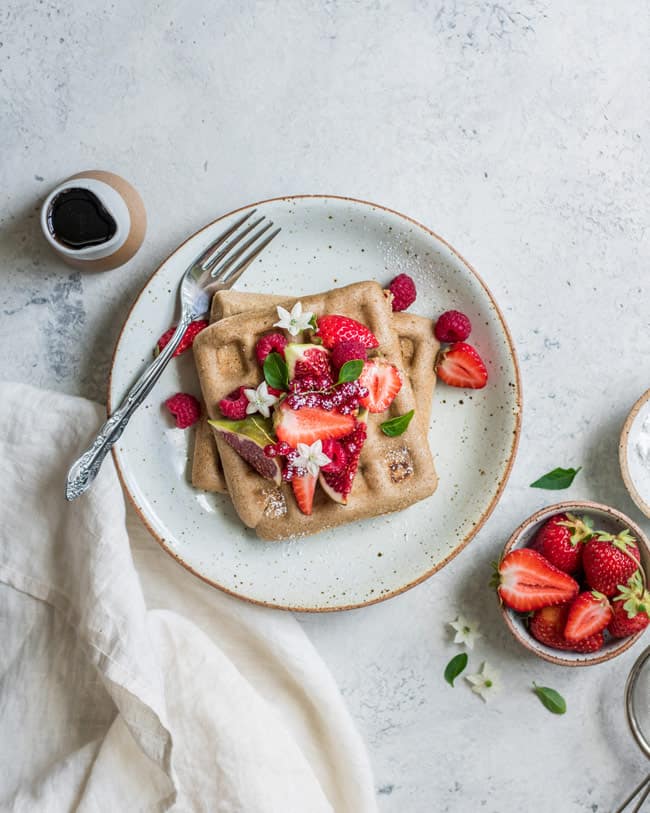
[582,529,641,596]
[532,512,592,574]
[608,572,650,638]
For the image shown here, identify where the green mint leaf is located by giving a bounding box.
[444,653,468,687]
[381,410,415,437]
[309,315,318,331]
[530,467,581,490]
[263,352,288,391]
[532,683,566,715]
[338,359,364,383]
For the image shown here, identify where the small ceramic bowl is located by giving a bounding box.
[499,501,650,666]
[619,388,650,519]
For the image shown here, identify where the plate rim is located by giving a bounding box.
[108,193,523,612]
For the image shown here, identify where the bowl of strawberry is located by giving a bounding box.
[494,501,650,666]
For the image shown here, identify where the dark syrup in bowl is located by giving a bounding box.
[47,188,117,249]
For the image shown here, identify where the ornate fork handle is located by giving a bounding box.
[65,316,191,500]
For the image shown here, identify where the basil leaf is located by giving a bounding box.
[338,359,364,383]
[263,352,288,391]
[530,467,581,490]
[381,409,415,437]
[532,684,566,714]
[444,653,468,687]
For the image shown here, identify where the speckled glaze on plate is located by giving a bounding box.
[499,501,650,666]
[109,195,521,611]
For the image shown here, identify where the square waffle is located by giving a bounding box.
[191,281,439,540]
[192,291,439,494]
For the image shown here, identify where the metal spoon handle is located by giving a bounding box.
[65,316,191,501]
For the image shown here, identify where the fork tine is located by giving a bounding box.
[192,209,256,270]
[203,216,266,272]
[210,220,275,281]
[217,226,281,288]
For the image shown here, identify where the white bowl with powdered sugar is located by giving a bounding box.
[620,389,650,519]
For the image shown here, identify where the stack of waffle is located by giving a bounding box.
[191,281,439,540]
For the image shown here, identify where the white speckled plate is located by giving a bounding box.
[109,196,521,611]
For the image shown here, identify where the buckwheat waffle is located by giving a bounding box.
[192,291,439,494]
[192,281,438,540]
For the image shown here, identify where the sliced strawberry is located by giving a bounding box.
[436,341,488,389]
[493,548,579,612]
[564,591,612,641]
[529,605,605,653]
[319,419,368,504]
[273,401,355,446]
[358,360,403,413]
[292,472,317,515]
[316,315,379,350]
[572,632,605,653]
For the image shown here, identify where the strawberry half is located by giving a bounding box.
[564,591,612,642]
[528,604,605,653]
[582,529,641,596]
[436,341,488,389]
[292,472,317,516]
[273,401,355,447]
[493,548,579,612]
[358,360,403,413]
[316,315,379,350]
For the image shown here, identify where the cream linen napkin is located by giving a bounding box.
[0,383,376,813]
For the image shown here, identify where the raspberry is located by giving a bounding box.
[331,340,367,372]
[165,393,201,429]
[434,310,472,343]
[255,333,288,366]
[321,440,348,473]
[155,319,208,357]
[388,274,417,312]
[218,387,248,419]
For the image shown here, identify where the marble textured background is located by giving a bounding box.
[2,1,650,810]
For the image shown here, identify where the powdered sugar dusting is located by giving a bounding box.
[385,446,414,482]
[263,488,287,519]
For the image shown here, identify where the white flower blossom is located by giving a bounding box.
[273,302,314,336]
[465,661,500,702]
[244,381,278,418]
[448,614,482,650]
[293,440,332,477]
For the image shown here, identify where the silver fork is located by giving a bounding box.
[65,210,280,501]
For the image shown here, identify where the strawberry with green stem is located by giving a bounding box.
[532,512,593,574]
[608,571,650,638]
[582,529,641,596]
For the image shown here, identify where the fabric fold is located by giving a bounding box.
[0,382,376,812]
